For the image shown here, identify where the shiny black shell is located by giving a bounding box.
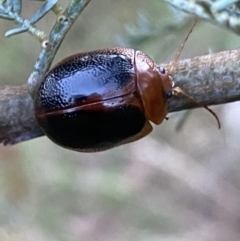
[34,48,156,152]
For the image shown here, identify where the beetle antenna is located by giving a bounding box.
[169,19,197,75]
[173,87,221,129]
[167,19,220,129]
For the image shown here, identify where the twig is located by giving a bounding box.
[27,0,92,98]
[1,48,240,145]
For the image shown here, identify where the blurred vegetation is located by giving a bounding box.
[0,0,240,241]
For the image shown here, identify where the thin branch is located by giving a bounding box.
[27,0,92,98]
[1,48,240,146]
[164,48,240,111]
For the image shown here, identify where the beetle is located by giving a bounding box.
[34,47,174,152]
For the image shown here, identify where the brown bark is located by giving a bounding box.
[1,48,240,145]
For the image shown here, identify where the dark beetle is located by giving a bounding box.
[34,47,173,152]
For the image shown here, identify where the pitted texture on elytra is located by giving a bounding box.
[35,51,135,111]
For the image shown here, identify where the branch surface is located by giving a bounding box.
[1,48,240,145]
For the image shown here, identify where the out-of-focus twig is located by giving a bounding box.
[165,0,240,36]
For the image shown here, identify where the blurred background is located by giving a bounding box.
[0,0,240,240]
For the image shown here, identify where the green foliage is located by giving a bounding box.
[0,0,58,39]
